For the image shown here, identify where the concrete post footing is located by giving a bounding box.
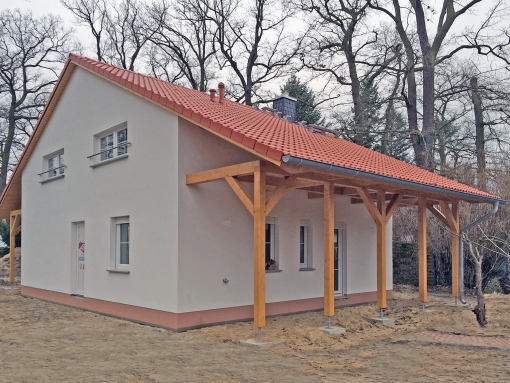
[319,326,346,335]
[240,338,286,348]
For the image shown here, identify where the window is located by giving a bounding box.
[265,217,279,271]
[91,122,129,167]
[100,127,128,161]
[40,149,65,182]
[48,153,65,178]
[299,219,313,270]
[111,216,130,271]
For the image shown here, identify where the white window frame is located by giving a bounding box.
[92,122,129,166]
[41,149,65,182]
[265,217,279,271]
[334,222,347,296]
[110,216,130,271]
[299,219,313,270]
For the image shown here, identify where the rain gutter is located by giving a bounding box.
[281,155,505,205]
[459,201,500,304]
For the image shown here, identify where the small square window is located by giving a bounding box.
[92,122,129,166]
[41,149,65,181]
[99,127,127,161]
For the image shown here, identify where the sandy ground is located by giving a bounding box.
[1,286,510,382]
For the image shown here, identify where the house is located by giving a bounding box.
[0,54,503,332]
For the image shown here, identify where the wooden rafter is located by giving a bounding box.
[356,187,383,224]
[386,194,403,219]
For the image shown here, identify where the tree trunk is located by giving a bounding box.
[470,76,487,190]
[347,55,365,145]
[473,258,487,327]
[0,103,17,191]
[419,56,436,170]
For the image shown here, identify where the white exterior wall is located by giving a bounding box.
[21,67,180,312]
[177,120,393,313]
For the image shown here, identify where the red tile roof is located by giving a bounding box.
[0,53,500,217]
[69,54,498,200]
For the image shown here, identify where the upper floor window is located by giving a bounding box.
[39,149,65,183]
[90,122,129,168]
[100,127,128,161]
[48,153,65,178]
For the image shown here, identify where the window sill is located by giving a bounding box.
[265,269,282,273]
[40,174,65,184]
[299,267,316,272]
[107,269,130,274]
[334,295,348,300]
[90,153,128,168]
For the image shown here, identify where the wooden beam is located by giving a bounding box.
[225,176,254,216]
[376,189,387,309]
[308,192,324,199]
[427,203,450,229]
[386,194,403,219]
[418,199,427,303]
[265,176,296,215]
[376,221,387,309]
[324,181,335,317]
[186,161,259,185]
[439,201,459,232]
[253,165,266,328]
[356,187,383,224]
[451,202,460,298]
[9,212,21,284]
[16,225,21,235]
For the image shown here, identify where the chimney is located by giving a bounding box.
[218,82,225,105]
[272,93,297,122]
[209,88,216,102]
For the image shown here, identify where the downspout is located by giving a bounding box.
[459,201,500,304]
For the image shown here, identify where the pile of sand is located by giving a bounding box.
[0,247,20,285]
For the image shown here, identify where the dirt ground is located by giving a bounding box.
[1,285,510,382]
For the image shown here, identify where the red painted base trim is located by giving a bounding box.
[21,286,393,331]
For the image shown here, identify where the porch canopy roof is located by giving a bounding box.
[0,53,504,219]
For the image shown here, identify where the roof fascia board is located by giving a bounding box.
[282,155,506,205]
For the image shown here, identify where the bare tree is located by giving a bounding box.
[62,0,154,70]
[61,0,108,61]
[0,9,74,191]
[206,0,300,105]
[298,0,399,144]
[148,0,217,91]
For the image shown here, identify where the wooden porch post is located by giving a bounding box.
[376,190,387,309]
[324,181,335,317]
[253,164,266,329]
[9,210,21,284]
[418,199,427,303]
[451,202,460,297]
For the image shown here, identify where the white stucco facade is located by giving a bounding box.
[20,66,392,327]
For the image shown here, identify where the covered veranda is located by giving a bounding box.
[186,157,502,339]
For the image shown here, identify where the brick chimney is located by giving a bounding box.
[272,93,297,122]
